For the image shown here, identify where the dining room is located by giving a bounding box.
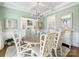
[0,2,79,57]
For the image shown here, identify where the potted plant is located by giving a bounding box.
[5,38,14,45]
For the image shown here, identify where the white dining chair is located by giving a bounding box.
[31,33,54,57]
[51,31,66,57]
[12,32,31,57]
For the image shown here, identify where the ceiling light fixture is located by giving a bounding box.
[32,2,44,20]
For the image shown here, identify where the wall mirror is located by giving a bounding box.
[61,13,72,30]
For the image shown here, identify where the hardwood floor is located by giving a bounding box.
[67,47,79,57]
[0,45,79,57]
[0,45,8,57]
[0,44,14,57]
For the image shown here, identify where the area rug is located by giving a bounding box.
[5,46,17,57]
[5,46,31,57]
[5,45,70,57]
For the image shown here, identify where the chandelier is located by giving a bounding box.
[32,2,44,20]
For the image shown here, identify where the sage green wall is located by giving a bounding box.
[0,6,45,31]
[0,6,45,40]
[0,6,32,19]
[0,6,36,40]
[0,6,33,32]
[43,17,47,29]
[45,4,79,32]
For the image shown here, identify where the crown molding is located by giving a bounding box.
[0,2,79,17]
[43,2,79,17]
[0,2,32,14]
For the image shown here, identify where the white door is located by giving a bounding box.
[0,20,4,50]
[47,15,56,32]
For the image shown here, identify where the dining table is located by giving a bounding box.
[22,31,40,47]
[21,29,51,47]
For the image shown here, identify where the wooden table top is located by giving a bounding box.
[22,35,40,43]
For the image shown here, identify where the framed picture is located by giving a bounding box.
[61,13,72,30]
[5,18,17,29]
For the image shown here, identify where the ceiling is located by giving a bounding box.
[0,2,74,16]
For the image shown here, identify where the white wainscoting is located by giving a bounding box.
[71,32,79,47]
[63,31,71,46]
[4,31,14,40]
[3,30,26,40]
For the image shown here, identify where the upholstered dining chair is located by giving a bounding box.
[12,32,31,57]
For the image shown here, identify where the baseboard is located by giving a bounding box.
[71,46,79,48]
[62,43,69,48]
[63,43,79,48]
